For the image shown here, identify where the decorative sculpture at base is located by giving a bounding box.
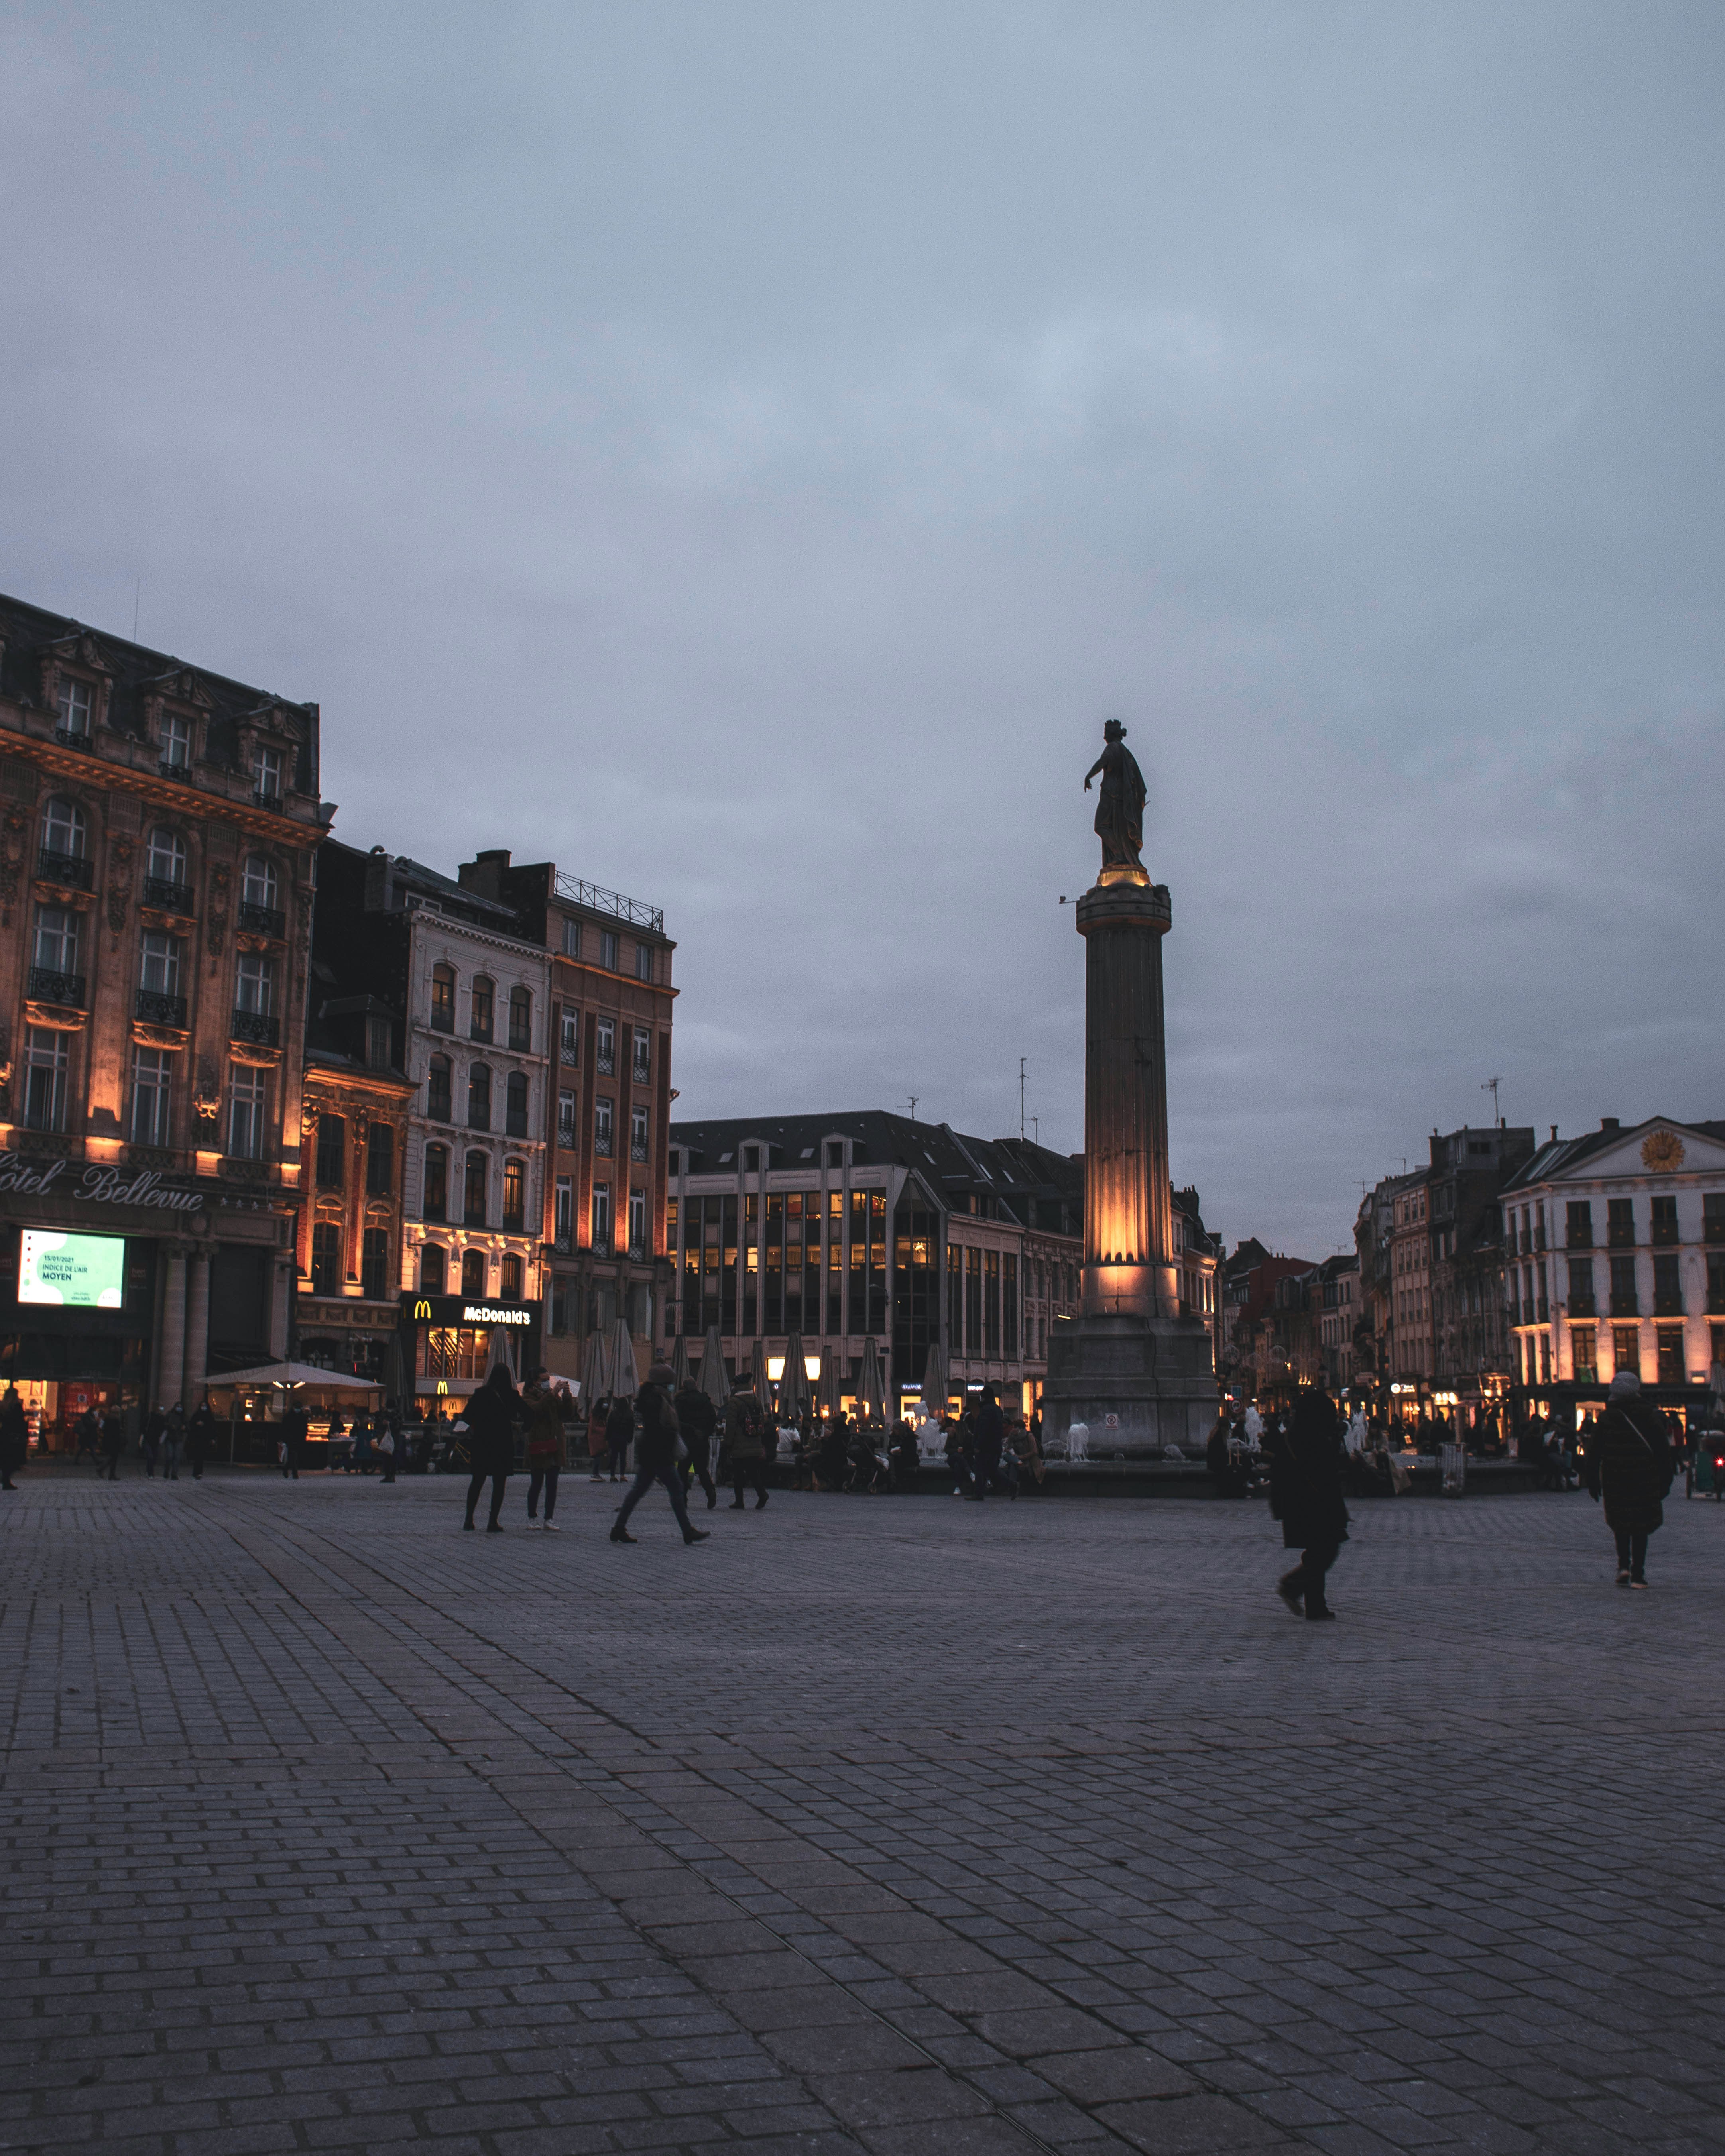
[1043,721,1217,1459]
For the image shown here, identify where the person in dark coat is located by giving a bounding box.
[100,1408,126,1482]
[723,1377,769,1511]
[610,1364,708,1545]
[1269,1384,1350,1620]
[186,1402,215,1479]
[674,1378,719,1511]
[281,1403,309,1480]
[967,1384,1005,1500]
[0,1385,27,1490]
[1586,1369,1672,1586]
[462,1364,521,1531]
[604,1393,635,1481]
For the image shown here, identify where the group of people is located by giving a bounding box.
[3,1393,221,1485]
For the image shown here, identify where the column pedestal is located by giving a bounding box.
[1042,877,1216,1458]
[157,1246,187,1412]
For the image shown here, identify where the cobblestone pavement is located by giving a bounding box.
[3,1466,1723,2156]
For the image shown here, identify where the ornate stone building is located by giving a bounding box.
[0,591,325,1439]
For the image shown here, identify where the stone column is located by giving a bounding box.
[1076,880,1175,1322]
[183,1253,211,1410]
[157,1245,187,1411]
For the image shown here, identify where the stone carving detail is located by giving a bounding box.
[107,833,134,932]
[208,862,232,955]
[194,1055,222,1129]
[0,806,25,918]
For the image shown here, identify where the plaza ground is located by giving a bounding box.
[2,1466,1721,2156]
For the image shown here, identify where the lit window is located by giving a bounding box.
[430,964,456,1033]
[502,1157,526,1231]
[555,1175,573,1242]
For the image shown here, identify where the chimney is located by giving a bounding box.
[1601,1117,1620,1133]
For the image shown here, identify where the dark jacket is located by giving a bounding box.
[0,1391,27,1469]
[1591,1402,1671,1533]
[464,1375,521,1476]
[724,1393,765,1461]
[605,1396,636,1452]
[635,1383,679,1472]
[974,1399,1005,1460]
[675,1384,717,1446]
[1269,1391,1350,1550]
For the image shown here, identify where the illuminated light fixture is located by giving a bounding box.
[767,1356,786,1382]
[804,1355,821,1381]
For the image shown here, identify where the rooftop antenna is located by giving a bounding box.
[1019,1057,1027,1141]
[132,578,140,641]
[903,1095,918,1123]
[1481,1075,1502,1128]
[1032,1116,1039,1146]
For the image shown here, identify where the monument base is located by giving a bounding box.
[1042,1309,1217,1460]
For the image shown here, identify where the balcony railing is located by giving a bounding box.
[1610,1290,1640,1317]
[557,1120,576,1148]
[142,877,194,915]
[252,785,282,810]
[1653,1291,1684,1317]
[136,989,188,1027]
[1651,1219,1680,1247]
[596,1052,614,1075]
[237,902,285,937]
[429,1008,453,1034]
[464,1207,488,1229]
[54,726,96,752]
[630,1142,648,1162]
[509,1027,531,1053]
[1568,1294,1597,1319]
[230,1008,279,1046]
[594,1134,613,1157]
[559,1041,579,1066]
[36,849,92,889]
[502,1212,525,1234]
[28,967,85,1006]
[632,1060,650,1085]
[553,870,663,932]
[1566,1227,1594,1249]
[1608,1222,1637,1248]
[158,757,191,781]
[506,1111,529,1139]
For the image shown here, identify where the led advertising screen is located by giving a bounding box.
[18,1229,126,1309]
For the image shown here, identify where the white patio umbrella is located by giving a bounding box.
[919,1342,948,1423]
[856,1337,886,1425]
[699,1324,730,1410]
[610,1316,639,1398]
[580,1327,610,1405]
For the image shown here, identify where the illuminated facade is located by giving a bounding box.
[0,590,325,1439]
[1501,1116,1725,1397]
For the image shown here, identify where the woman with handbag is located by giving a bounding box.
[1587,1369,1672,1587]
[462,1364,521,1532]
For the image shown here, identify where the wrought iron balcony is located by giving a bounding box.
[36,849,92,889]
[1609,1290,1640,1318]
[429,1009,453,1034]
[136,989,188,1027]
[28,967,85,1006]
[596,1053,614,1076]
[1653,1290,1685,1317]
[502,1211,526,1234]
[54,726,95,751]
[230,1008,279,1046]
[509,1027,531,1053]
[252,785,282,810]
[1608,1222,1637,1248]
[158,758,191,781]
[1651,1219,1680,1247]
[559,1042,579,1066]
[1568,1294,1597,1319]
[1566,1226,1594,1249]
[630,1142,649,1162]
[237,901,285,937]
[594,1135,613,1158]
[142,877,195,914]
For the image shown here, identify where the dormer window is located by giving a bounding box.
[826,1142,844,1169]
[161,711,192,770]
[56,677,92,737]
[253,745,282,804]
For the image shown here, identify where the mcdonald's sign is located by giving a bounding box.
[401,1290,542,1329]
[411,1298,434,1322]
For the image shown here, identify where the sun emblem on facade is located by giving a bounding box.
[1641,1129,1685,1173]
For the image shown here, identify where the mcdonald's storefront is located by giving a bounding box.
[401,1291,542,1401]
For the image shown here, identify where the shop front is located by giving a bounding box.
[0,1148,293,1450]
[401,1289,542,1404]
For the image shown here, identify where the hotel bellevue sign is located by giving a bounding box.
[0,1153,205,1213]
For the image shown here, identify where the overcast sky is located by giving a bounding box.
[3,2,1721,1258]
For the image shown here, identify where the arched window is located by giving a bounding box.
[422,1142,448,1222]
[426,1054,452,1122]
[461,1248,487,1297]
[430,962,456,1033]
[40,796,86,865]
[508,985,531,1051]
[502,1158,526,1232]
[500,1253,523,1301]
[241,853,277,909]
[470,975,494,1042]
[506,1070,528,1137]
[463,1149,488,1226]
[145,827,187,886]
[421,1244,447,1294]
[467,1063,491,1130]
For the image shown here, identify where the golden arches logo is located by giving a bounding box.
[411,1298,433,1321]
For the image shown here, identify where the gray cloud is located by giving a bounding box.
[2,0,1721,1255]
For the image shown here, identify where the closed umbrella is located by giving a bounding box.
[383,1331,410,1415]
[485,1324,516,1382]
[816,1351,844,1422]
[699,1324,730,1411]
[669,1333,690,1390]
[920,1342,948,1424]
[751,1338,770,1409]
[580,1327,609,1406]
[779,1333,808,1419]
[610,1317,638,1400]
[856,1337,885,1425]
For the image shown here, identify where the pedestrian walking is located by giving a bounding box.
[610,1363,709,1545]
[281,1402,309,1480]
[1269,1382,1350,1621]
[604,1391,634,1481]
[161,1405,185,1480]
[1585,1369,1673,1588]
[376,1413,398,1484]
[522,1370,565,1527]
[674,1376,720,1511]
[141,1405,163,1478]
[75,1406,101,1467]
[967,1383,1005,1500]
[0,1384,27,1490]
[586,1393,611,1480]
[186,1402,214,1479]
[100,1408,125,1482]
[724,1376,769,1511]
[462,1365,521,1531]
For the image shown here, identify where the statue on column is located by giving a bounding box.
[1082,719,1148,884]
